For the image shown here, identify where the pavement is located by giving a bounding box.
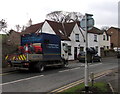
[95,68,119,93]
[0,60,119,93]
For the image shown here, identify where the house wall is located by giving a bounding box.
[6,32,21,46]
[88,33,101,56]
[99,32,110,49]
[39,21,56,35]
[68,24,85,60]
[107,28,120,48]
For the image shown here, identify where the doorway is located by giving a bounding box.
[74,47,77,60]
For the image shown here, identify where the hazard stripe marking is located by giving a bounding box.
[12,56,16,60]
[22,55,26,60]
[20,55,24,60]
[5,55,8,60]
[18,56,21,60]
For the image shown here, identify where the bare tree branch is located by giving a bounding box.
[46,11,83,23]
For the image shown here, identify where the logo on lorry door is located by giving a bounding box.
[47,44,59,49]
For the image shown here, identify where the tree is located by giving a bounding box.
[15,25,21,32]
[46,11,83,23]
[0,19,7,33]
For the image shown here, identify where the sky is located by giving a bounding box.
[0,0,119,30]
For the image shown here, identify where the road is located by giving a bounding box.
[1,57,118,92]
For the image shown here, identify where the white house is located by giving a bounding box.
[99,30,111,50]
[87,27,102,56]
[66,23,85,60]
[85,27,110,56]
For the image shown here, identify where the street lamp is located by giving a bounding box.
[80,13,94,92]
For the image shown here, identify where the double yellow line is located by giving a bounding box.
[49,79,84,94]
[49,69,114,94]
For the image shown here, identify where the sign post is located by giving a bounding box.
[80,13,94,93]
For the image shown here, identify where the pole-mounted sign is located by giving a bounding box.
[80,14,94,31]
[80,13,94,92]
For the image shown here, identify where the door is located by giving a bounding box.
[74,47,77,60]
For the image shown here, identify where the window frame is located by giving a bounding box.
[68,46,72,55]
[75,34,79,42]
[103,35,105,40]
[94,34,97,42]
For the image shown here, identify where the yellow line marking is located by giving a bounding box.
[49,69,114,94]
[50,79,84,93]
[0,71,17,76]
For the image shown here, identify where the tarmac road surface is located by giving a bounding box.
[1,57,118,93]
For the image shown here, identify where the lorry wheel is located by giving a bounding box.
[36,63,45,72]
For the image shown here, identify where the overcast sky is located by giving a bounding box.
[0,0,119,30]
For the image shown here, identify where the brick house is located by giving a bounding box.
[107,27,120,49]
[6,30,21,46]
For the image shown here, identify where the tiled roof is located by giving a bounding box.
[108,27,120,31]
[88,27,102,34]
[46,20,76,40]
[21,20,78,41]
[21,22,44,35]
[9,29,21,34]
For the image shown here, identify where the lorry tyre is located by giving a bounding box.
[36,62,45,72]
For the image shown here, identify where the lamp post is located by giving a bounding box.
[80,13,94,93]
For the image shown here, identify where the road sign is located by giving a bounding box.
[80,15,94,31]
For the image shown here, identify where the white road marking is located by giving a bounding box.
[59,63,102,73]
[0,75,44,86]
[70,67,81,71]
[59,69,70,72]
[90,63,102,67]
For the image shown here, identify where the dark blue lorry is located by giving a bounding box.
[6,33,69,72]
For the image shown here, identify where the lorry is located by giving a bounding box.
[5,33,69,72]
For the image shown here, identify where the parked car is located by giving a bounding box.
[92,54,101,62]
[77,51,101,62]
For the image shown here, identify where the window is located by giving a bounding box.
[95,46,98,52]
[68,46,72,55]
[94,34,97,42]
[103,46,105,50]
[107,46,109,49]
[80,47,84,51]
[103,35,105,40]
[75,34,79,42]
